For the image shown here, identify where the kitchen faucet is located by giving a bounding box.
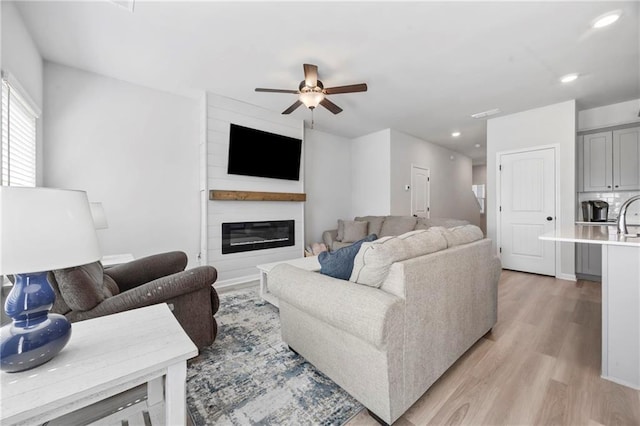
[617,195,640,236]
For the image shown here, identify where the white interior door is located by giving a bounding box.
[499,147,556,276]
[411,165,430,217]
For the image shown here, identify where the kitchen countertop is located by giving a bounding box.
[541,225,640,247]
[575,221,640,226]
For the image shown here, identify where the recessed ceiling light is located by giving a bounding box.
[451,132,461,137]
[560,73,579,83]
[592,12,620,29]
[471,108,501,119]
[475,144,481,148]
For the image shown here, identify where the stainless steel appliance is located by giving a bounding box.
[581,201,592,222]
[582,200,609,222]
[590,200,609,222]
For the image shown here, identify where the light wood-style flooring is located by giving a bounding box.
[348,269,640,426]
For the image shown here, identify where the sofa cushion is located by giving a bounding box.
[54,262,112,311]
[350,228,447,287]
[379,216,418,237]
[415,217,470,230]
[355,216,386,237]
[342,220,368,243]
[439,225,484,247]
[319,234,377,280]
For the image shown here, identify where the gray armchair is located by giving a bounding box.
[48,251,219,349]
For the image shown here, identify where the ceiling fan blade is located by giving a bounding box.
[320,98,343,114]
[303,64,318,87]
[282,100,303,114]
[255,88,299,94]
[324,83,368,95]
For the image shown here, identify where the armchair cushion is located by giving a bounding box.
[53,262,113,311]
[67,266,217,321]
[104,251,187,293]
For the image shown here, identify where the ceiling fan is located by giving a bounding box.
[255,63,367,115]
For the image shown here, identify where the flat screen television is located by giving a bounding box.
[227,123,302,181]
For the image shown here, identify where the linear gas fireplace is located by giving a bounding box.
[222,220,295,254]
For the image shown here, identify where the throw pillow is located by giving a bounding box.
[354,216,385,237]
[342,220,368,243]
[350,228,448,287]
[336,219,346,241]
[318,234,377,280]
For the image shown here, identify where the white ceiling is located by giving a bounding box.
[13,1,640,163]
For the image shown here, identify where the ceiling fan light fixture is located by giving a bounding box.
[299,89,325,109]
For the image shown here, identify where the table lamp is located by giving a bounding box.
[89,202,108,230]
[0,187,102,373]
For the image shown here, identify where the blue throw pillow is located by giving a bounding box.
[318,234,377,280]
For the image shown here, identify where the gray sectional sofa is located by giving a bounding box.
[269,225,501,424]
[322,215,470,251]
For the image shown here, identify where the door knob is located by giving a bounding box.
[546,216,553,221]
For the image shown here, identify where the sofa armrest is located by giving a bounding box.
[104,251,188,292]
[322,229,338,251]
[268,264,403,348]
[70,266,216,321]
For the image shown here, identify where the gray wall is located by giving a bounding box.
[1,2,44,184]
[487,100,576,280]
[304,128,352,245]
[389,129,479,225]
[350,129,392,217]
[473,164,487,234]
[43,62,201,266]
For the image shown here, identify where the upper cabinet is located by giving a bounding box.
[578,126,640,192]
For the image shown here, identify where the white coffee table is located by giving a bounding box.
[256,256,320,307]
[0,304,197,426]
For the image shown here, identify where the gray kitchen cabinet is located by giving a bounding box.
[613,127,640,191]
[579,126,640,192]
[576,242,602,279]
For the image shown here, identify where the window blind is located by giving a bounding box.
[1,78,37,187]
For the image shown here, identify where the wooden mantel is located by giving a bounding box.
[209,190,306,202]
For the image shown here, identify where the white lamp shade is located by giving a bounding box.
[90,202,109,230]
[0,187,102,274]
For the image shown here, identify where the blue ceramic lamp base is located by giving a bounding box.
[0,272,72,373]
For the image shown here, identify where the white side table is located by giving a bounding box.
[0,304,197,426]
[256,256,320,307]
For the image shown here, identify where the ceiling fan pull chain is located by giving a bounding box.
[311,108,315,129]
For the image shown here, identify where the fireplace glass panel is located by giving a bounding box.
[222,220,295,254]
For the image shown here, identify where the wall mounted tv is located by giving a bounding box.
[227,123,302,181]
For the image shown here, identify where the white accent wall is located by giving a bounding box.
[389,129,479,224]
[205,93,304,286]
[43,63,201,266]
[304,128,352,245]
[487,100,577,280]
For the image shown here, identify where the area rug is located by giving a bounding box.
[186,288,364,425]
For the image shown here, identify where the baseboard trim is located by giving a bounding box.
[556,273,577,282]
[214,275,260,293]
